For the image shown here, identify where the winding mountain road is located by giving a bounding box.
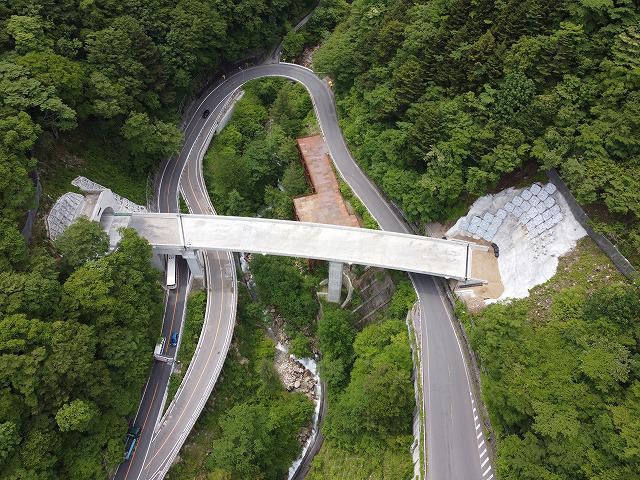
[116,62,491,480]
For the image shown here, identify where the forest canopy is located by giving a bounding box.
[314,0,640,263]
[0,1,317,477]
[467,282,640,479]
[0,225,163,479]
[0,0,315,266]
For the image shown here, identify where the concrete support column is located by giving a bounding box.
[327,261,343,303]
[183,249,204,279]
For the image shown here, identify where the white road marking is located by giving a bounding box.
[478,439,485,448]
[479,448,486,458]
[150,62,490,480]
[481,457,489,468]
[483,465,492,476]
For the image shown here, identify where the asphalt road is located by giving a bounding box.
[112,256,189,480]
[142,99,238,479]
[164,62,488,480]
[115,62,490,480]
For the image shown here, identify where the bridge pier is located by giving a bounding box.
[183,249,204,279]
[327,261,343,303]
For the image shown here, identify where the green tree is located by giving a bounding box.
[86,16,167,117]
[251,255,317,332]
[281,30,305,60]
[0,221,27,270]
[282,160,310,197]
[54,217,109,273]
[318,306,355,363]
[55,400,97,433]
[0,112,41,153]
[0,422,19,465]
[207,400,306,479]
[17,51,85,108]
[121,112,183,172]
[318,305,356,390]
[0,61,77,133]
[0,270,60,318]
[324,320,413,451]
[6,15,49,55]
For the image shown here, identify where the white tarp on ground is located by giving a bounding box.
[447,183,587,301]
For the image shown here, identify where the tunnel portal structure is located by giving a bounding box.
[105,212,486,290]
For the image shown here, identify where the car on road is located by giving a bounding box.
[202,109,210,118]
[491,242,500,257]
[154,337,166,356]
[170,331,179,347]
[124,425,141,460]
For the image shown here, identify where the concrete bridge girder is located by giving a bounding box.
[102,210,486,303]
[106,213,485,282]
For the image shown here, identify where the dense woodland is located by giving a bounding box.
[203,78,317,219]
[168,70,416,476]
[0,1,318,478]
[463,244,640,479]
[167,288,314,480]
[314,0,640,265]
[315,1,640,478]
[0,220,163,478]
[0,0,315,269]
[203,75,417,464]
[2,0,640,478]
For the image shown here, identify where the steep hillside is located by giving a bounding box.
[315,0,640,265]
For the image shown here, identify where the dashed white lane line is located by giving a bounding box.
[470,389,491,479]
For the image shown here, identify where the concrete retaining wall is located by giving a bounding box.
[406,303,425,480]
[21,172,41,243]
[350,266,395,324]
[547,169,637,280]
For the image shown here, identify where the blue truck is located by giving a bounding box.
[124,425,141,460]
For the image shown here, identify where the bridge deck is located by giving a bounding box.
[116,213,483,280]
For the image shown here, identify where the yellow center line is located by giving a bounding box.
[145,251,225,465]
[146,99,230,474]
[165,136,190,212]
[163,269,181,354]
[124,381,159,479]
[186,160,207,214]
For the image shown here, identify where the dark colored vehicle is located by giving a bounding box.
[124,425,141,460]
[202,109,210,118]
[170,330,179,347]
[491,242,500,258]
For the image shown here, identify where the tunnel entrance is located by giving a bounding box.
[99,206,115,230]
